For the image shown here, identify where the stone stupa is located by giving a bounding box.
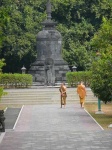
[29,0,70,86]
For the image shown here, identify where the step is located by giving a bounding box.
[0,88,97,105]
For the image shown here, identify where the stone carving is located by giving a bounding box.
[0,110,5,132]
[29,0,70,85]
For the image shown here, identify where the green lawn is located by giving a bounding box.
[85,102,112,130]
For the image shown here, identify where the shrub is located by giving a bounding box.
[66,71,92,87]
[0,73,33,88]
[0,87,7,102]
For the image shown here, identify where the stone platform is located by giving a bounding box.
[1,88,97,105]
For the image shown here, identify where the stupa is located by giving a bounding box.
[29,0,70,85]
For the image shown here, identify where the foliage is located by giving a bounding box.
[54,0,112,70]
[0,58,6,73]
[0,0,112,72]
[0,73,33,88]
[66,71,92,87]
[0,0,46,73]
[90,17,112,52]
[0,58,7,101]
[90,18,112,103]
[0,3,10,49]
[0,87,8,101]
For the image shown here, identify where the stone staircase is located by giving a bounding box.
[0,87,97,105]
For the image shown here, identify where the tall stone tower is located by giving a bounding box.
[29,0,70,86]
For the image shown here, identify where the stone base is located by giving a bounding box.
[108,124,112,128]
[95,111,104,114]
[29,59,70,86]
[30,82,68,88]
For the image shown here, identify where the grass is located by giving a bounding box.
[85,102,112,130]
[0,104,22,110]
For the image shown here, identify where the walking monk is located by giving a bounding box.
[59,83,67,108]
[77,81,87,108]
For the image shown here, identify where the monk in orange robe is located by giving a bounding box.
[59,83,67,108]
[77,81,86,108]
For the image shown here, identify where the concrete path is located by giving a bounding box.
[0,104,112,150]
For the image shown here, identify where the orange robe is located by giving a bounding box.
[59,85,67,106]
[77,84,86,104]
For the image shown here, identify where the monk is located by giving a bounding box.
[59,83,67,108]
[77,81,86,108]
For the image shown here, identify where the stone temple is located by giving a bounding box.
[29,0,70,86]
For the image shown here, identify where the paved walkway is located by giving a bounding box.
[0,104,112,150]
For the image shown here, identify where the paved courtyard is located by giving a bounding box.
[0,104,112,150]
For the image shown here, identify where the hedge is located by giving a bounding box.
[0,73,33,88]
[66,71,92,87]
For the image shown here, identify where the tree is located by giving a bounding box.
[90,18,112,103]
[53,0,112,70]
[0,58,7,101]
[0,58,6,73]
[0,0,46,73]
[0,0,112,72]
[0,2,10,49]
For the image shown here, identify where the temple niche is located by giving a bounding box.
[29,0,70,86]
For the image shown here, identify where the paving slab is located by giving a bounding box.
[15,104,102,131]
[0,131,112,150]
[0,104,112,150]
